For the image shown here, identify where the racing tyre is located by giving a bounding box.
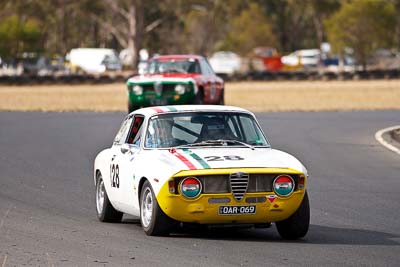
[276,191,310,240]
[194,90,204,104]
[96,173,123,223]
[140,180,175,236]
[218,90,225,105]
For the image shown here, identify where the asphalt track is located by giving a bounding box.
[0,110,399,266]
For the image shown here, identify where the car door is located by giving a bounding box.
[112,115,145,215]
[107,116,134,209]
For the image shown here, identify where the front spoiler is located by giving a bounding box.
[156,168,306,224]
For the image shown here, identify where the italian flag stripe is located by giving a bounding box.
[182,148,210,169]
[151,107,164,113]
[166,106,177,112]
[170,150,196,170]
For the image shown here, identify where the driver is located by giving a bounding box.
[196,116,239,143]
[198,118,228,141]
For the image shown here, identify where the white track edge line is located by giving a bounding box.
[375,125,400,155]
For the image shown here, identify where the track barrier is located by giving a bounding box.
[0,70,399,85]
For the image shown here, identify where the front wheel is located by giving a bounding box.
[140,180,175,236]
[96,173,123,222]
[276,191,310,240]
[194,90,204,104]
[218,90,225,105]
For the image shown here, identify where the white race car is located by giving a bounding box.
[94,105,310,239]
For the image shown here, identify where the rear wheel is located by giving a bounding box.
[276,191,310,240]
[96,173,123,222]
[140,180,175,236]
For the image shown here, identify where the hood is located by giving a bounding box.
[146,73,199,79]
[127,73,198,84]
[141,147,307,176]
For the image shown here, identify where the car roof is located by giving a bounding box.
[151,54,204,61]
[131,105,251,117]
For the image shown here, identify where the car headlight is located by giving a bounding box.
[180,177,202,198]
[175,84,186,95]
[132,85,143,95]
[273,175,295,197]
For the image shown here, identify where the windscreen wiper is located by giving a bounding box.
[175,139,255,150]
[214,139,255,150]
[174,141,216,148]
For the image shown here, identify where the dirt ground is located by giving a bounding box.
[0,80,399,112]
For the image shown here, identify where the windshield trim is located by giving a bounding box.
[146,58,200,74]
[142,111,271,150]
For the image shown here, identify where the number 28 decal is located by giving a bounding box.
[204,155,244,161]
[110,164,120,188]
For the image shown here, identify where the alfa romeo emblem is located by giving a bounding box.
[229,171,249,201]
[154,81,163,96]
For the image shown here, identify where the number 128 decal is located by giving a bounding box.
[110,164,120,188]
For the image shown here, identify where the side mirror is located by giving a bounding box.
[120,143,131,154]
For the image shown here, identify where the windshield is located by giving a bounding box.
[144,112,269,149]
[146,58,201,74]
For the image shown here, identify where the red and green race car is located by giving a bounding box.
[126,55,224,113]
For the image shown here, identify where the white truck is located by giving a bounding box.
[66,48,122,74]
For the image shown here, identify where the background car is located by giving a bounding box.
[94,105,310,239]
[208,51,242,75]
[281,49,321,69]
[66,48,122,74]
[126,55,224,113]
[253,47,283,71]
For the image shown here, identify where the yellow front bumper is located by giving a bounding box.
[156,168,306,224]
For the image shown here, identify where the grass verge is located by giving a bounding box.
[0,80,399,112]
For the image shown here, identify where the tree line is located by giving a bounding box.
[0,0,399,70]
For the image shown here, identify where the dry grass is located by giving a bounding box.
[0,80,399,112]
[0,84,126,112]
[226,80,400,112]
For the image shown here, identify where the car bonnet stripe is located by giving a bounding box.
[151,107,164,113]
[169,150,196,170]
[182,148,210,169]
[165,106,177,112]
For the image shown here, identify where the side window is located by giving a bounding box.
[127,115,145,145]
[114,117,133,145]
[187,60,201,74]
[199,59,214,75]
[205,60,215,75]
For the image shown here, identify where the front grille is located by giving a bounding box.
[142,83,178,95]
[247,174,275,192]
[174,173,298,198]
[199,175,228,193]
[143,84,155,92]
[144,92,156,100]
[229,172,249,201]
[162,84,176,93]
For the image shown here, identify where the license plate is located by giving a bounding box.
[150,99,168,105]
[218,205,256,215]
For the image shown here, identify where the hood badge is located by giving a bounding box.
[154,81,163,96]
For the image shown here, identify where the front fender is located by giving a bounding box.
[94,148,111,185]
